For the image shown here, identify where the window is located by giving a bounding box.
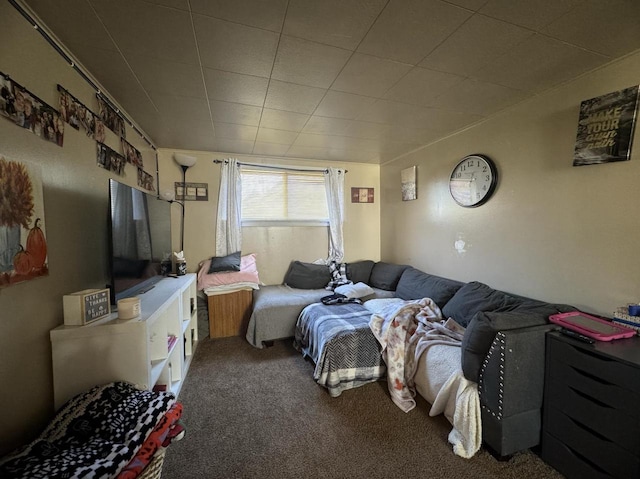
[240,168,328,225]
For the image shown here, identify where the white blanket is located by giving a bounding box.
[369,298,481,458]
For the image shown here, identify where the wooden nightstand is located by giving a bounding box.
[542,330,640,478]
[207,288,253,339]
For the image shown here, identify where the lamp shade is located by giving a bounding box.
[160,189,175,202]
[173,153,197,168]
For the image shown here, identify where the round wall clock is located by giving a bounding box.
[449,154,498,207]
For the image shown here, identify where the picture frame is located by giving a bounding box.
[401,166,417,201]
[573,85,640,166]
[351,187,374,203]
[175,182,208,201]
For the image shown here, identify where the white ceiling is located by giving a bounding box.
[21,0,640,164]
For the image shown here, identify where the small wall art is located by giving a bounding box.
[96,94,126,138]
[0,156,48,288]
[401,166,417,201]
[573,85,640,166]
[351,187,374,203]
[175,182,208,201]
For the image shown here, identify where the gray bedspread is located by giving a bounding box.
[294,302,386,397]
[245,285,328,348]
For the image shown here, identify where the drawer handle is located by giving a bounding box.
[564,442,611,475]
[570,365,614,386]
[570,386,613,410]
[566,413,612,443]
[569,343,616,363]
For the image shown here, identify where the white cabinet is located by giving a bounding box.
[50,274,198,409]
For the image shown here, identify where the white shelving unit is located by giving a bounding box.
[50,274,198,410]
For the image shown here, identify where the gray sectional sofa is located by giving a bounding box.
[245,260,575,457]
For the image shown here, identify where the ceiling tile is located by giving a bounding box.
[283,0,387,50]
[419,14,534,77]
[445,0,488,10]
[542,0,640,57]
[293,133,341,149]
[356,99,434,126]
[213,122,258,141]
[144,0,188,9]
[264,80,327,114]
[357,0,472,64]
[142,115,216,150]
[256,128,299,144]
[25,0,116,52]
[148,92,211,122]
[271,35,352,88]
[302,116,354,135]
[209,100,262,126]
[128,54,206,99]
[90,0,199,64]
[259,109,310,131]
[252,142,291,156]
[430,78,528,115]
[472,34,609,92]
[479,0,583,31]
[212,138,255,154]
[331,53,413,97]
[194,14,279,77]
[190,0,288,32]
[342,120,390,140]
[383,67,465,107]
[314,91,377,120]
[204,68,268,106]
[285,145,328,160]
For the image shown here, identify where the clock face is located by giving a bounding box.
[449,154,497,207]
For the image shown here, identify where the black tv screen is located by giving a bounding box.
[108,179,172,303]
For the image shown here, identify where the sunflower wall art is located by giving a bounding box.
[0,156,48,288]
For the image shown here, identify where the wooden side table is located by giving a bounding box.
[207,288,253,339]
[542,330,640,478]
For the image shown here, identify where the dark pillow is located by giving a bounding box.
[346,260,375,284]
[283,261,331,289]
[207,251,241,274]
[442,281,522,327]
[395,267,464,308]
[369,262,409,291]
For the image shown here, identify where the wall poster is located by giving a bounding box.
[0,156,48,288]
[573,85,640,166]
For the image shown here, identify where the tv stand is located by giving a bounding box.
[50,274,198,409]
[137,285,156,294]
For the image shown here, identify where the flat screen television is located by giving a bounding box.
[108,179,172,304]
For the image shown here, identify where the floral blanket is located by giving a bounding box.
[369,298,480,457]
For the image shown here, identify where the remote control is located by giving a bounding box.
[560,328,595,344]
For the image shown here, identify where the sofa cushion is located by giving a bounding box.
[369,262,409,291]
[395,267,464,307]
[442,281,522,327]
[346,260,375,284]
[461,302,577,382]
[283,261,331,289]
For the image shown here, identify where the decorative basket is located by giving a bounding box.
[138,448,166,479]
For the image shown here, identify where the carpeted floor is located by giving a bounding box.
[162,337,564,479]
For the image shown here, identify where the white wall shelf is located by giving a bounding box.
[50,274,198,409]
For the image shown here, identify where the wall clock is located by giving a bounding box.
[449,154,498,207]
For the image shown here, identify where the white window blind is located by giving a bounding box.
[241,168,328,224]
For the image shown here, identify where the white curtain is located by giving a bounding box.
[324,167,345,263]
[215,158,242,256]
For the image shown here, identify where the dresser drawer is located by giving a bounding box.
[548,338,640,393]
[547,355,640,419]
[542,432,617,479]
[546,375,640,452]
[544,405,640,477]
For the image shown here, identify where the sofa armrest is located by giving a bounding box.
[478,324,555,456]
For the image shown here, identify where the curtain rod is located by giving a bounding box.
[213,159,347,174]
[9,0,157,151]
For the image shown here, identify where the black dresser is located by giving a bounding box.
[542,331,640,478]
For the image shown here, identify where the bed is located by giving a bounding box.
[294,302,387,397]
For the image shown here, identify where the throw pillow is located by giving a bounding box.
[197,253,260,291]
[395,267,464,307]
[207,251,241,274]
[334,282,375,299]
[369,262,409,291]
[441,281,521,327]
[346,260,375,284]
[283,261,331,289]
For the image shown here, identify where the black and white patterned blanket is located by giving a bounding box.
[294,302,386,397]
[0,382,176,479]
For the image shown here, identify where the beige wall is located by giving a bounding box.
[157,150,381,285]
[381,50,640,316]
[0,2,158,454]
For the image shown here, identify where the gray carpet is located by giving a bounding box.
[162,337,563,479]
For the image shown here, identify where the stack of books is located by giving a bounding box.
[613,306,640,332]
